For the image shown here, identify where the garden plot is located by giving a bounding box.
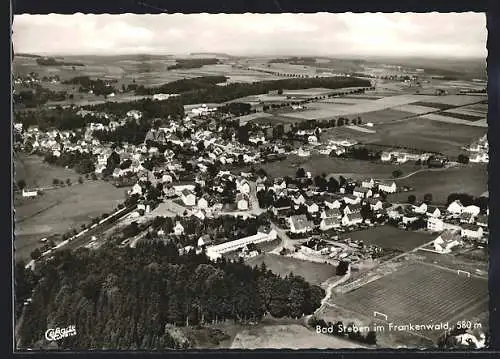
[415,95,486,107]
[443,108,486,118]
[419,113,488,127]
[392,104,439,115]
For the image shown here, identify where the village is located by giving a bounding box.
[14,96,488,273]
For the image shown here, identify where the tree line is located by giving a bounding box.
[16,242,324,350]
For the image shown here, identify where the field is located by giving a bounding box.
[246,253,336,286]
[230,324,365,349]
[331,261,488,340]
[418,113,487,127]
[14,154,126,261]
[259,154,416,179]
[392,104,439,115]
[339,226,434,252]
[388,166,487,204]
[360,118,487,157]
[14,152,82,188]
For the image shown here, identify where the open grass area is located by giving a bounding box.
[14,152,82,188]
[246,253,336,286]
[15,181,126,261]
[363,118,487,157]
[339,226,434,252]
[230,324,366,349]
[259,154,414,179]
[331,261,488,340]
[388,166,487,205]
[14,154,127,261]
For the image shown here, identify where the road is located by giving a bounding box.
[374,164,457,182]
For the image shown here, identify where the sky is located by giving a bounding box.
[12,13,487,58]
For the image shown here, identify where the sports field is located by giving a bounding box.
[332,261,488,339]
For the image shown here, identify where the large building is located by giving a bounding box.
[206,229,277,260]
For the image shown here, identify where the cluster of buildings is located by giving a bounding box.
[298,237,384,264]
[388,198,488,253]
[380,150,435,164]
[467,135,489,163]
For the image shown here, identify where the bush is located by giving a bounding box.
[392,169,403,178]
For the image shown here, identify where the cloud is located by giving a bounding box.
[12,13,486,58]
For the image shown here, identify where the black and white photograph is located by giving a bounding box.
[12,12,489,350]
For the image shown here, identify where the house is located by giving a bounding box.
[130,183,143,195]
[413,202,428,214]
[476,215,488,228]
[426,206,441,218]
[236,193,249,211]
[292,193,306,206]
[256,182,266,192]
[288,215,313,234]
[461,224,484,239]
[181,189,196,206]
[321,208,342,219]
[343,194,361,205]
[361,178,375,189]
[388,206,404,219]
[381,152,392,162]
[447,200,464,215]
[427,217,444,232]
[434,230,461,254]
[197,235,213,248]
[306,200,320,214]
[462,205,480,217]
[174,222,185,236]
[273,178,287,190]
[402,212,419,225]
[236,179,251,194]
[197,197,209,209]
[378,181,397,193]
[320,217,341,231]
[342,213,363,227]
[353,186,372,198]
[460,212,475,224]
[395,153,408,163]
[343,204,361,215]
[366,198,383,211]
[22,189,38,198]
[324,197,342,209]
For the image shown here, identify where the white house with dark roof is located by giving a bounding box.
[353,186,372,199]
[343,194,361,205]
[343,203,362,215]
[413,202,428,214]
[460,212,475,224]
[434,230,461,254]
[288,215,313,234]
[292,193,306,206]
[236,193,249,211]
[361,178,375,189]
[366,198,383,211]
[447,200,463,215]
[378,181,397,193]
[320,217,341,231]
[460,224,483,239]
[426,206,441,218]
[174,221,185,236]
[476,215,488,228]
[324,197,342,209]
[306,200,320,214]
[321,208,342,219]
[462,205,480,217]
[342,213,363,227]
[181,189,196,206]
[427,217,444,232]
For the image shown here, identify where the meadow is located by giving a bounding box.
[339,226,434,252]
[246,253,336,286]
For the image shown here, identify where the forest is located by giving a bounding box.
[16,241,325,350]
[167,58,220,70]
